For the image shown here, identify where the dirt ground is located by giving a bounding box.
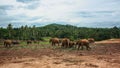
[0,39,120,68]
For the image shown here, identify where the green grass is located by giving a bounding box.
[40,41,50,45]
[0,37,80,51]
[43,37,51,41]
[0,42,79,51]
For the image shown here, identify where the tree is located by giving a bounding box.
[7,23,13,39]
[110,26,120,38]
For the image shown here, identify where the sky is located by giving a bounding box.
[0,0,120,28]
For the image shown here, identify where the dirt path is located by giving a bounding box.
[0,39,120,68]
[0,54,120,68]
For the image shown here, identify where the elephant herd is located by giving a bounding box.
[2,38,95,50]
[3,40,39,48]
[49,38,95,50]
[4,40,20,48]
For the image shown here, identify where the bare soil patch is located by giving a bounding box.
[0,39,120,68]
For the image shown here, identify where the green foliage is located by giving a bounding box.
[0,24,120,41]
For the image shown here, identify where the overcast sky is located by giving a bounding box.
[0,0,120,28]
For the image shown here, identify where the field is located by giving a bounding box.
[0,39,120,68]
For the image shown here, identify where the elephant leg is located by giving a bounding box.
[86,45,91,50]
[4,45,5,47]
[81,45,84,50]
[62,44,64,48]
[58,43,59,46]
[54,43,56,46]
[70,45,72,48]
[4,44,7,47]
[88,46,91,50]
[63,44,66,48]
[61,44,63,47]
[62,43,64,48]
[67,43,69,48]
[66,43,69,48]
[6,44,8,48]
[78,45,80,50]
[55,43,57,46]
[8,44,10,48]
[65,44,67,48]
[10,44,12,47]
[52,42,54,46]
[53,43,55,46]
[69,45,71,48]
[63,44,65,48]
[68,44,70,48]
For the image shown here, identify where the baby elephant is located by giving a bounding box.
[69,41,76,48]
[12,40,20,45]
[4,40,12,48]
[27,40,32,44]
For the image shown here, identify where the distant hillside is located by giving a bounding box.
[41,23,78,30]
[0,23,120,41]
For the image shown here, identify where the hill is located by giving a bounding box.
[0,23,120,41]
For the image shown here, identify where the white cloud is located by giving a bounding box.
[0,0,120,27]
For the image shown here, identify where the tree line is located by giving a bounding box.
[0,23,120,41]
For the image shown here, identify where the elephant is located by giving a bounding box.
[12,40,20,45]
[88,38,95,43]
[49,38,60,46]
[27,40,32,44]
[4,40,12,47]
[69,41,76,48]
[76,39,91,50]
[61,38,70,48]
[33,40,40,44]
